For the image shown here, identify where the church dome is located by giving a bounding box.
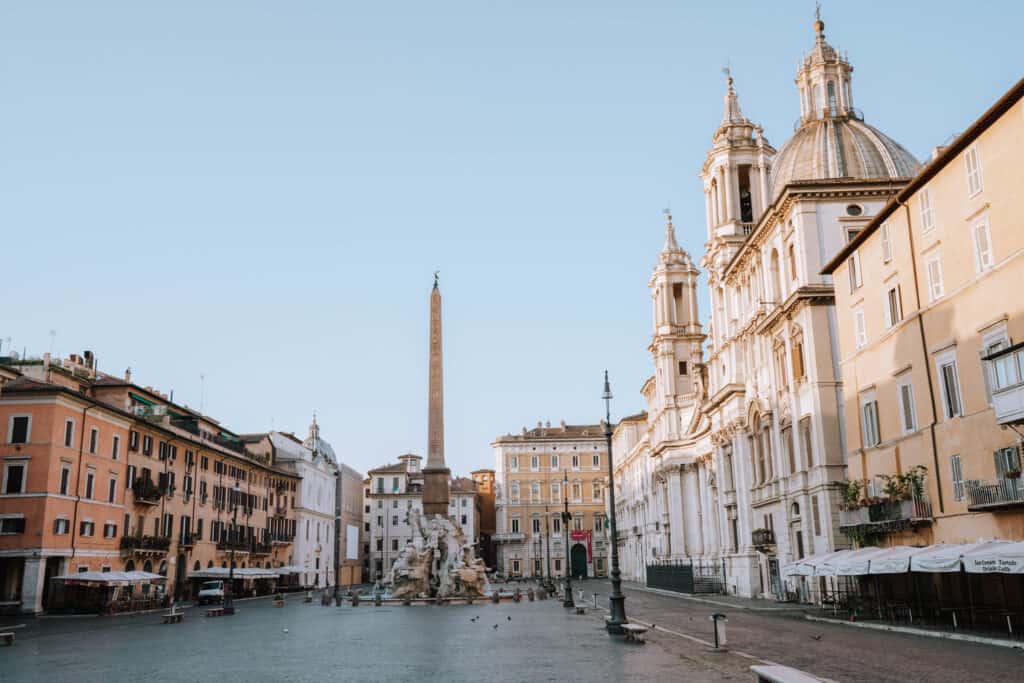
[769,115,920,200]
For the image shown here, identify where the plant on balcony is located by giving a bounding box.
[1005,468,1022,480]
[877,465,927,502]
[838,479,864,510]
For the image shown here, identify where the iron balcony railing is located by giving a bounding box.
[120,535,171,552]
[216,539,250,552]
[179,533,195,547]
[965,479,1024,510]
[131,478,163,505]
[840,493,933,529]
[751,528,775,547]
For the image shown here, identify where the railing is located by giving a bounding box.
[170,417,201,435]
[752,528,775,547]
[120,535,171,552]
[213,435,246,454]
[647,559,725,595]
[216,539,250,552]
[131,478,163,505]
[740,222,754,236]
[966,479,1024,510]
[250,542,272,555]
[492,532,525,542]
[179,533,195,547]
[840,494,933,530]
[268,533,294,545]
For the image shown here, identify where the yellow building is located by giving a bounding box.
[824,78,1024,548]
[492,422,609,580]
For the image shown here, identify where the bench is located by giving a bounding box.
[162,611,184,624]
[206,607,225,617]
[0,631,14,646]
[621,623,648,644]
[575,606,586,615]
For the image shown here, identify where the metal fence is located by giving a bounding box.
[646,559,726,595]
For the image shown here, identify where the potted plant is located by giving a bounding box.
[273,592,285,608]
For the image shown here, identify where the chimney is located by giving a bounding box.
[125,367,132,383]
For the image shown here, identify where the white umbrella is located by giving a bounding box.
[963,540,1024,574]
[867,546,926,575]
[816,547,888,576]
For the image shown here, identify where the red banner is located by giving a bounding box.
[570,530,593,562]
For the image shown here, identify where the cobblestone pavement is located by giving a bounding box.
[2,592,760,683]
[585,581,1024,683]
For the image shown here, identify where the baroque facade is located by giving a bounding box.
[611,14,922,599]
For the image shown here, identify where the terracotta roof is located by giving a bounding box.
[450,477,478,493]
[367,462,407,475]
[619,411,648,423]
[493,423,610,443]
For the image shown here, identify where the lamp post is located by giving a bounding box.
[561,470,574,608]
[224,480,240,615]
[602,370,627,634]
[543,505,553,593]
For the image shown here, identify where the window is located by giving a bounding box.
[592,454,600,469]
[571,454,580,469]
[811,495,822,535]
[461,514,467,526]
[860,393,880,448]
[973,219,993,272]
[510,483,519,503]
[60,464,71,495]
[965,145,983,196]
[510,455,518,471]
[594,513,604,532]
[530,455,539,471]
[550,482,561,503]
[53,517,70,534]
[84,471,94,499]
[3,463,26,494]
[788,243,798,282]
[800,417,813,468]
[995,446,1022,480]
[925,253,944,301]
[898,378,918,433]
[111,435,120,460]
[853,307,867,349]
[8,416,30,444]
[391,477,398,492]
[937,355,963,419]
[80,520,95,537]
[880,222,892,263]
[919,188,934,232]
[392,538,399,552]
[550,455,558,470]
[64,420,75,448]
[511,518,520,534]
[571,482,582,501]
[129,430,139,451]
[89,428,98,454]
[782,426,795,474]
[950,455,964,502]
[552,516,561,534]
[375,538,383,551]
[791,333,805,381]
[107,478,117,503]
[572,516,582,532]
[554,558,562,572]
[532,518,541,534]
[530,482,540,503]
[847,253,862,292]
[0,516,26,534]
[142,435,152,456]
[592,481,602,501]
[511,560,521,575]
[884,286,903,328]
[103,522,117,538]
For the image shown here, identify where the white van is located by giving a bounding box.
[197,580,225,605]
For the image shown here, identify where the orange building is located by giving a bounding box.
[0,352,300,614]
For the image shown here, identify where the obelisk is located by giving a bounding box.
[422,272,450,516]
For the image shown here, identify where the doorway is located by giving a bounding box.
[570,544,588,579]
[42,557,62,610]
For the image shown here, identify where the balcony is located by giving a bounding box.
[966,479,1024,511]
[131,478,163,505]
[986,343,1024,425]
[179,533,195,548]
[492,532,525,543]
[250,542,272,556]
[839,494,933,534]
[120,535,170,555]
[170,416,201,435]
[269,533,294,546]
[216,539,250,553]
[751,528,775,548]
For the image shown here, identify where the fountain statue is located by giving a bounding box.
[385,509,488,599]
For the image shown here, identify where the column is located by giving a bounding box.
[749,165,762,220]
[20,557,47,614]
[683,465,703,557]
[758,153,771,213]
[722,166,735,223]
[666,469,686,559]
[704,190,714,232]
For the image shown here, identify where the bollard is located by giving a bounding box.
[351,594,360,607]
[491,591,500,604]
[527,589,535,602]
[374,594,382,607]
[593,593,598,609]
[709,613,728,651]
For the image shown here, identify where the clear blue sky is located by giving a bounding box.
[2,1,1021,477]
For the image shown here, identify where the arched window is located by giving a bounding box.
[812,84,823,116]
[791,501,801,517]
[143,560,153,573]
[158,561,167,576]
[222,561,227,568]
[124,560,136,572]
[710,179,720,225]
[266,562,271,569]
[510,482,520,503]
[827,81,837,114]
[790,327,806,382]
[208,560,214,569]
[193,561,200,571]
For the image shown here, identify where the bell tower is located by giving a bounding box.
[649,212,704,421]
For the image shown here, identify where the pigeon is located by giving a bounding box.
[493,624,499,629]
[810,634,822,641]
[507,616,511,621]
[282,628,289,634]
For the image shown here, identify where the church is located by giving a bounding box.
[611,12,920,599]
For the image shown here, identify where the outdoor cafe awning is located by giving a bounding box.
[52,571,166,585]
[783,540,1024,577]
[275,565,305,575]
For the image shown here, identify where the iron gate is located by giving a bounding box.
[646,559,725,594]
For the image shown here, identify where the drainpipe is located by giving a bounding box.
[902,201,945,514]
[69,404,97,570]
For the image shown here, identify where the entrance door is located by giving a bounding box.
[570,544,588,579]
[42,557,62,610]
[175,554,186,600]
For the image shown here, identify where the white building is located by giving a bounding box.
[265,420,339,588]
[362,453,478,581]
[611,13,920,599]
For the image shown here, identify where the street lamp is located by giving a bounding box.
[561,470,574,609]
[224,480,240,615]
[602,370,627,634]
[543,505,553,593]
